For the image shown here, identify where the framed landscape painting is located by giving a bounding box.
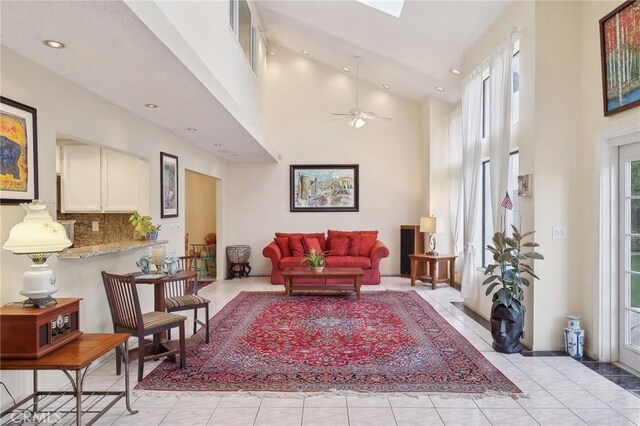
[290,164,359,212]
[0,97,38,205]
[160,152,178,218]
[600,0,640,116]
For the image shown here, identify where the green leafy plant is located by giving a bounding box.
[301,249,328,268]
[128,211,160,239]
[483,225,544,313]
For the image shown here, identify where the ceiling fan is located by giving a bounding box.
[331,56,391,129]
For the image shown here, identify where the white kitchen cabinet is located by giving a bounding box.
[101,149,138,212]
[60,144,149,213]
[61,144,102,212]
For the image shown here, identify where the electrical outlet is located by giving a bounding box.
[552,226,566,240]
[92,221,99,232]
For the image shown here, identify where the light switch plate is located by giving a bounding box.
[92,221,99,232]
[552,226,566,240]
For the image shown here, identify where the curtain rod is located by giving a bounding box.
[462,27,522,83]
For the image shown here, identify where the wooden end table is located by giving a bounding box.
[282,267,365,300]
[0,333,137,425]
[409,254,456,290]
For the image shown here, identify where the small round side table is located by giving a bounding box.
[227,245,251,279]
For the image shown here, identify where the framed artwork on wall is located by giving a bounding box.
[0,97,38,205]
[290,164,359,212]
[600,0,640,116]
[160,152,178,218]
[517,174,532,197]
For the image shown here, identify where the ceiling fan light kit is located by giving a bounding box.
[331,56,391,129]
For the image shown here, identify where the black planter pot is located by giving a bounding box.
[490,305,524,353]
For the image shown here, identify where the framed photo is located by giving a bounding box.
[518,174,532,197]
[290,164,359,212]
[600,0,640,116]
[0,97,38,204]
[160,152,178,218]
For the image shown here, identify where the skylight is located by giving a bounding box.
[354,0,405,18]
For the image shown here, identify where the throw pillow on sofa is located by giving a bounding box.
[360,235,377,257]
[348,236,362,256]
[288,235,305,257]
[274,237,292,257]
[328,237,349,256]
[303,236,322,254]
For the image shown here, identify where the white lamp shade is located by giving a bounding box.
[3,201,72,254]
[419,216,438,233]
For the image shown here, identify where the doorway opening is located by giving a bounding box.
[185,169,218,284]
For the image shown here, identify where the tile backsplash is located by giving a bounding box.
[56,213,137,247]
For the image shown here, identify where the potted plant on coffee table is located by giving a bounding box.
[483,225,543,353]
[301,249,327,272]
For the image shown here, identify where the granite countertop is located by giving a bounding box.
[58,240,169,259]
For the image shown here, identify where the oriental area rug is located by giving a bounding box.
[136,291,520,395]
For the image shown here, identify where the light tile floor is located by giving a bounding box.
[59,276,640,425]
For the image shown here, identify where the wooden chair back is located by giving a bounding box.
[163,256,198,298]
[101,271,143,331]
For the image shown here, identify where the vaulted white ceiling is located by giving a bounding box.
[257,1,511,103]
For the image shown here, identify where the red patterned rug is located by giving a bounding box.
[135,291,520,395]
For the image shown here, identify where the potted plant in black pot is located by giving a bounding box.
[483,225,543,353]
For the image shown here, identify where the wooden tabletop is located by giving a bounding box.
[133,270,197,284]
[0,333,129,370]
[282,267,364,278]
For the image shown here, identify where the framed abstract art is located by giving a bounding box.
[0,97,38,205]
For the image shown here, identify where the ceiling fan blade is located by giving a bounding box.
[363,112,392,120]
[331,113,353,116]
[325,116,350,122]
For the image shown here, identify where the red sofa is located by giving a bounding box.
[262,230,390,285]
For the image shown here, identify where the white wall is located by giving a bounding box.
[225,47,424,275]
[0,47,227,407]
[125,0,273,154]
[575,1,640,359]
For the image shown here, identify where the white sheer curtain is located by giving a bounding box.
[448,112,463,266]
[460,74,483,299]
[489,40,513,233]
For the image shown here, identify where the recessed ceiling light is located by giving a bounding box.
[382,84,391,90]
[43,40,65,49]
[341,67,350,72]
[145,103,158,109]
[450,69,461,75]
[187,127,197,131]
[435,86,445,92]
[301,50,310,56]
[268,51,276,56]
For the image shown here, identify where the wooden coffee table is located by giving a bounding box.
[282,267,365,300]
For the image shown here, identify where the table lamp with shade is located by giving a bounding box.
[419,216,439,255]
[2,201,72,308]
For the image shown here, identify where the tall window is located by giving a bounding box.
[482,151,520,267]
[481,40,521,140]
[229,0,258,75]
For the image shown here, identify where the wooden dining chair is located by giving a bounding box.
[164,256,211,344]
[101,271,187,381]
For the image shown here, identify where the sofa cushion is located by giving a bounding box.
[279,256,305,269]
[325,256,372,268]
[348,236,362,256]
[288,235,305,257]
[327,237,349,256]
[303,236,322,254]
[274,237,291,257]
[360,235,377,257]
[276,232,326,251]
